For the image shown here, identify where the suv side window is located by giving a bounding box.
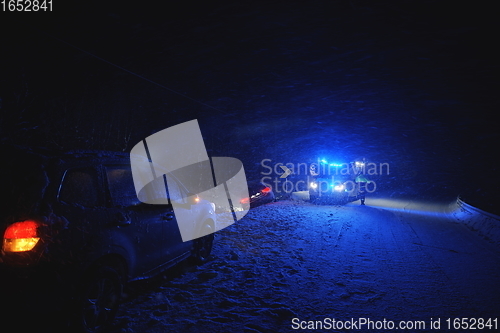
[59,167,101,207]
[105,166,141,207]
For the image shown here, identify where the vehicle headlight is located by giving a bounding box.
[334,184,345,192]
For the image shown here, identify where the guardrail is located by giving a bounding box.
[452,197,500,247]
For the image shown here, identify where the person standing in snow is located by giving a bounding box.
[351,160,370,205]
[355,174,369,205]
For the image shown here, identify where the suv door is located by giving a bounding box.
[105,165,185,277]
[56,166,111,266]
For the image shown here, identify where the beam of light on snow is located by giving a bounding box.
[364,197,459,217]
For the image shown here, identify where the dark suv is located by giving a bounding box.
[0,144,216,332]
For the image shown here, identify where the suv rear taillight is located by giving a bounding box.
[3,220,40,252]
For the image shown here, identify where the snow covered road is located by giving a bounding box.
[115,199,500,332]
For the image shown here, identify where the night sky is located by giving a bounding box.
[1,0,499,212]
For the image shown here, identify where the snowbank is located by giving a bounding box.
[451,197,500,247]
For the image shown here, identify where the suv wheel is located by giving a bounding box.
[75,266,122,333]
[192,222,214,265]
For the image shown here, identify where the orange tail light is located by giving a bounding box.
[3,220,40,252]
